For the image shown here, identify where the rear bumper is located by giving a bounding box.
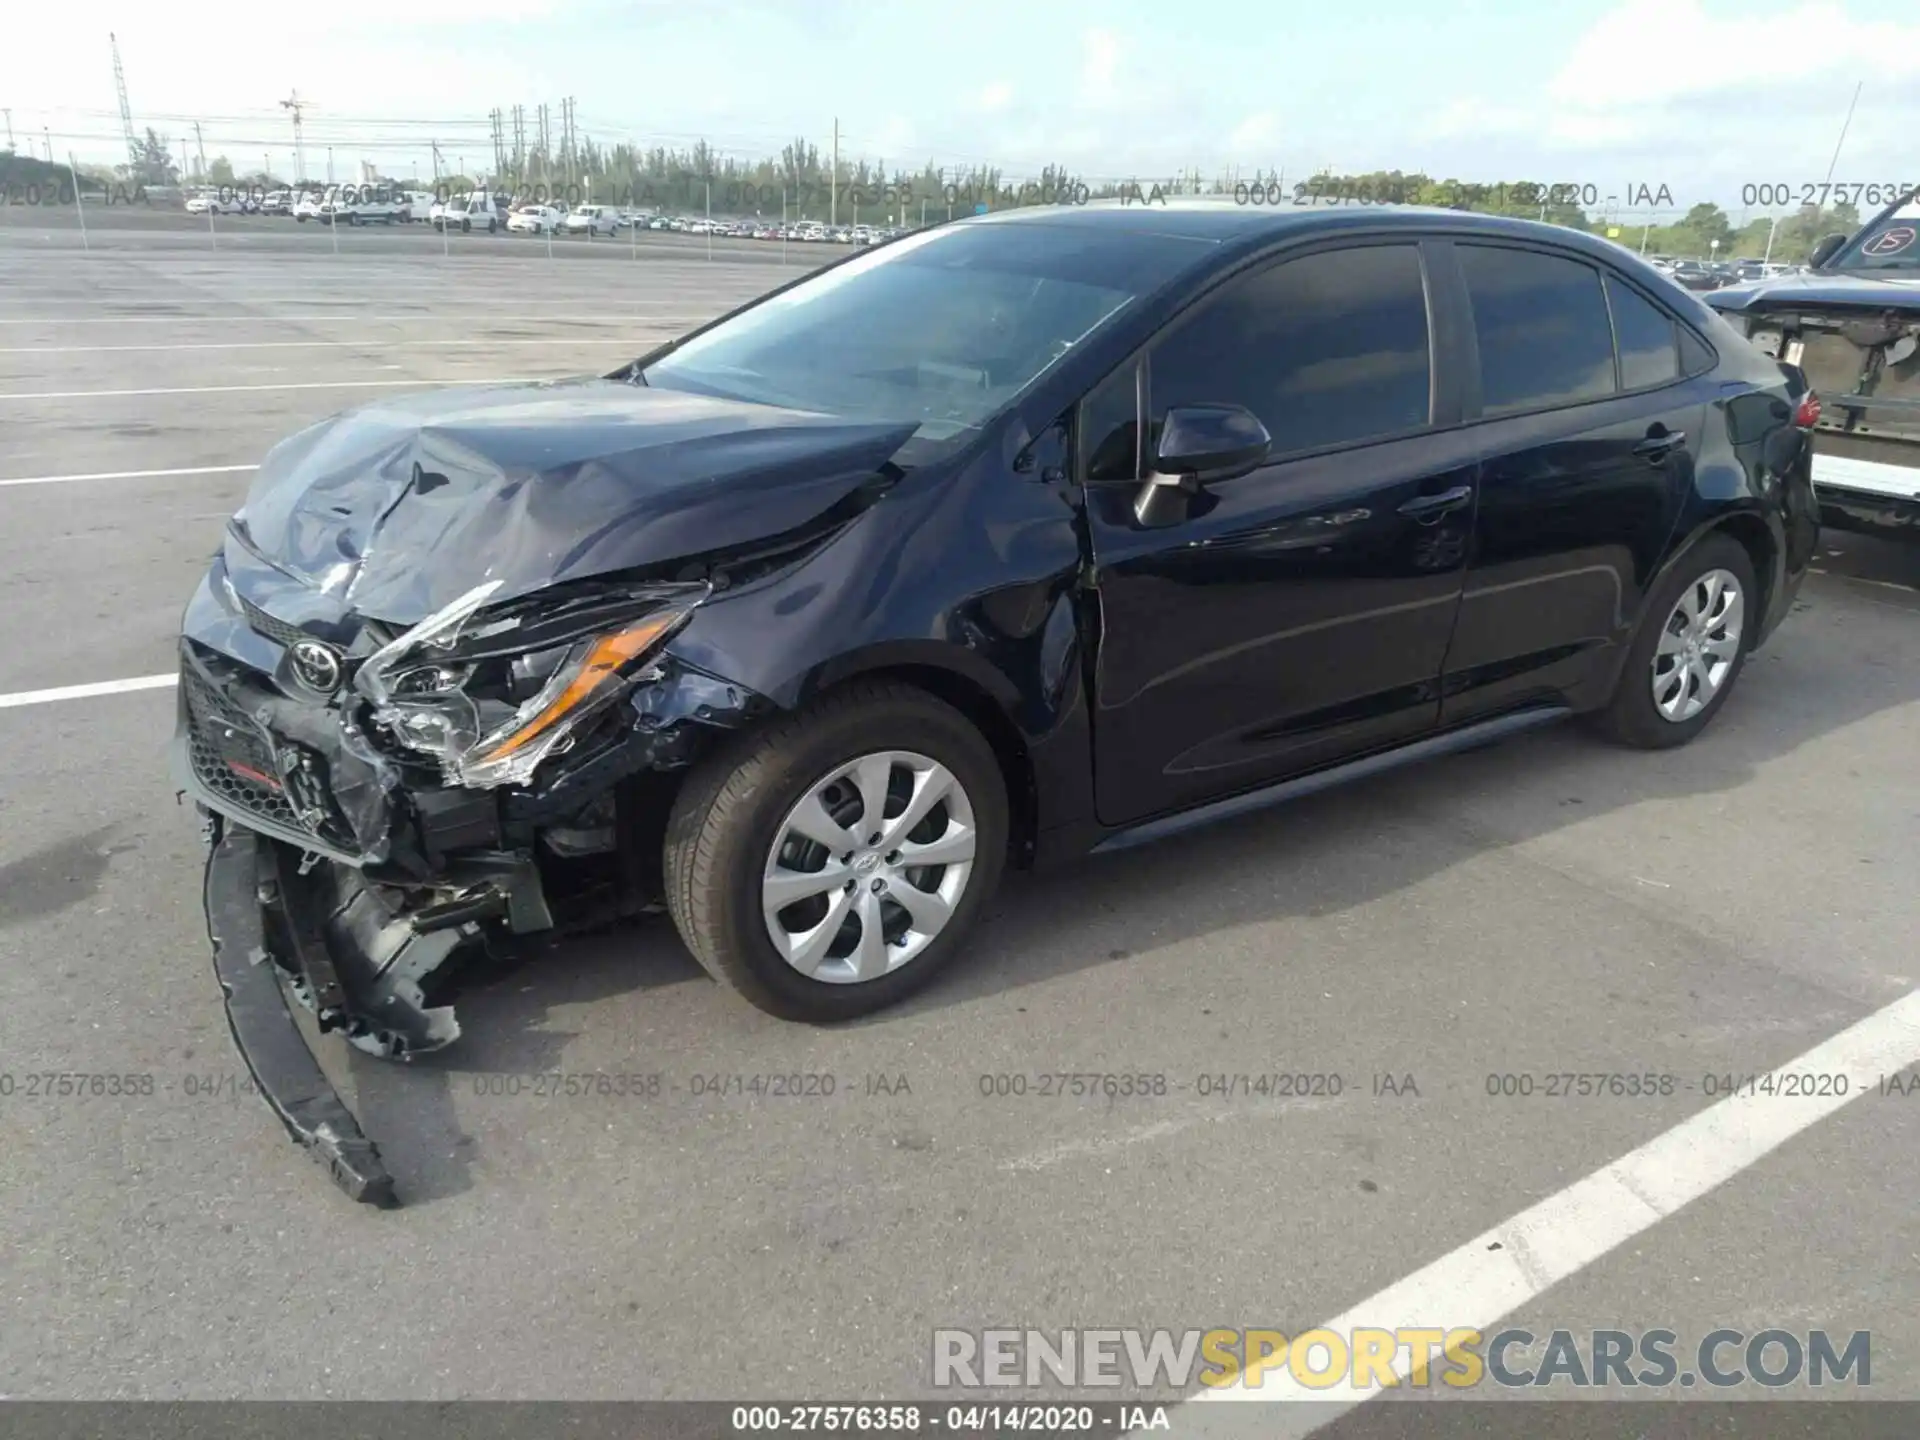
[204,824,398,1207]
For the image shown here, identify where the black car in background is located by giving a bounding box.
[1668,259,1725,291]
[1705,187,1920,539]
[176,202,1819,1202]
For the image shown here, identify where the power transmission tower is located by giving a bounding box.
[109,33,140,173]
[566,96,579,186]
[279,92,307,184]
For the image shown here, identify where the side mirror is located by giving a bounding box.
[1809,233,1849,269]
[1152,404,1271,481]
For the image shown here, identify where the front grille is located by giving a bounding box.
[237,594,307,649]
[182,671,305,833]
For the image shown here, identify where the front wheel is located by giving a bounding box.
[1592,533,1757,749]
[664,683,1008,1022]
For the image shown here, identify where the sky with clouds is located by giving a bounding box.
[8,0,1918,215]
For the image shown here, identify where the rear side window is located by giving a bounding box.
[1606,276,1680,390]
[1459,245,1616,415]
[1147,243,1432,460]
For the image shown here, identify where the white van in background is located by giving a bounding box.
[437,191,505,233]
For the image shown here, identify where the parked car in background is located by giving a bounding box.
[1706,187,1920,540]
[1668,260,1725,291]
[438,191,504,233]
[564,204,619,237]
[259,189,293,216]
[321,185,405,225]
[402,191,436,222]
[508,203,563,234]
[292,188,326,222]
[185,191,243,216]
[178,203,1817,1202]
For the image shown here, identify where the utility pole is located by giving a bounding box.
[193,121,207,183]
[178,137,189,181]
[830,116,839,228]
[279,92,307,185]
[511,104,525,181]
[3,109,13,150]
[489,108,503,177]
[431,140,442,184]
[537,103,549,186]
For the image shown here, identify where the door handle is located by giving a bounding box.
[1633,431,1686,461]
[1397,484,1473,521]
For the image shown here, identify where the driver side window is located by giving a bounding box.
[1146,243,1434,462]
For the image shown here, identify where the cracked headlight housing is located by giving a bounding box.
[353,578,709,789]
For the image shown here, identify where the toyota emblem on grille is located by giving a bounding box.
[288,638,345,695]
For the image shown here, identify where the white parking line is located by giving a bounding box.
[1179,986,1920,1434]
[0,464,259,489]
[0,377,545,401]
[0,338,646,354]
[0,674,176,709]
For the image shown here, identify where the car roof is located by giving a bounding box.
[961,198,1655,267]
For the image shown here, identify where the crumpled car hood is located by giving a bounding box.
[228,378,917,624]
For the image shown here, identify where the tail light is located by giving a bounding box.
[1792,393,1822,429]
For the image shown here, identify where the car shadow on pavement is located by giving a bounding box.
[337,923,705,1203]
[901,533,1920,1017]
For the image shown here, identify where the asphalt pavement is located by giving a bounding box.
[1,239,1918,1429]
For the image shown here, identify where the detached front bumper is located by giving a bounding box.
[204,823,398,1207]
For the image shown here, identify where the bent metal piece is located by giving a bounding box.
[204,825,398,1207]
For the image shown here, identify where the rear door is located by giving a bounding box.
[1083,238,1478,827]
[1438,241,1708,724]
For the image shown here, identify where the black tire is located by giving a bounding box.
[461,217,471,233]
[1592,533,1757,749]
[664,682,1009,1022]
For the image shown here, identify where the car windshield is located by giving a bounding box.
[1829,195,1920,270]
[639,221,1210,452]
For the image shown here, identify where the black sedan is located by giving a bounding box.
[176,202,1819,1202]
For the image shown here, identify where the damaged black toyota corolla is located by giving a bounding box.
[179,204,1817,1202]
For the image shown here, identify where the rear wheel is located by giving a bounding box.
[1593,533,1756,749]
[664,683,1008,1022]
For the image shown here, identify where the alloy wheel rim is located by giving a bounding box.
[1651,568,1744,723]
[761,750,977,984]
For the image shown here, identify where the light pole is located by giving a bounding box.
[1761,215,1782,267]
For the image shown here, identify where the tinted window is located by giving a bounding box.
[1459,245,1616,415]
[1147,244,1431,459]
[1082,362,1140,482]
[1606,276,1679,390]
[1679,327,1715,376]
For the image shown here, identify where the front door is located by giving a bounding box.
[1083,239,1476,827]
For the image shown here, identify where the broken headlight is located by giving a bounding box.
[353,578,710,788]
